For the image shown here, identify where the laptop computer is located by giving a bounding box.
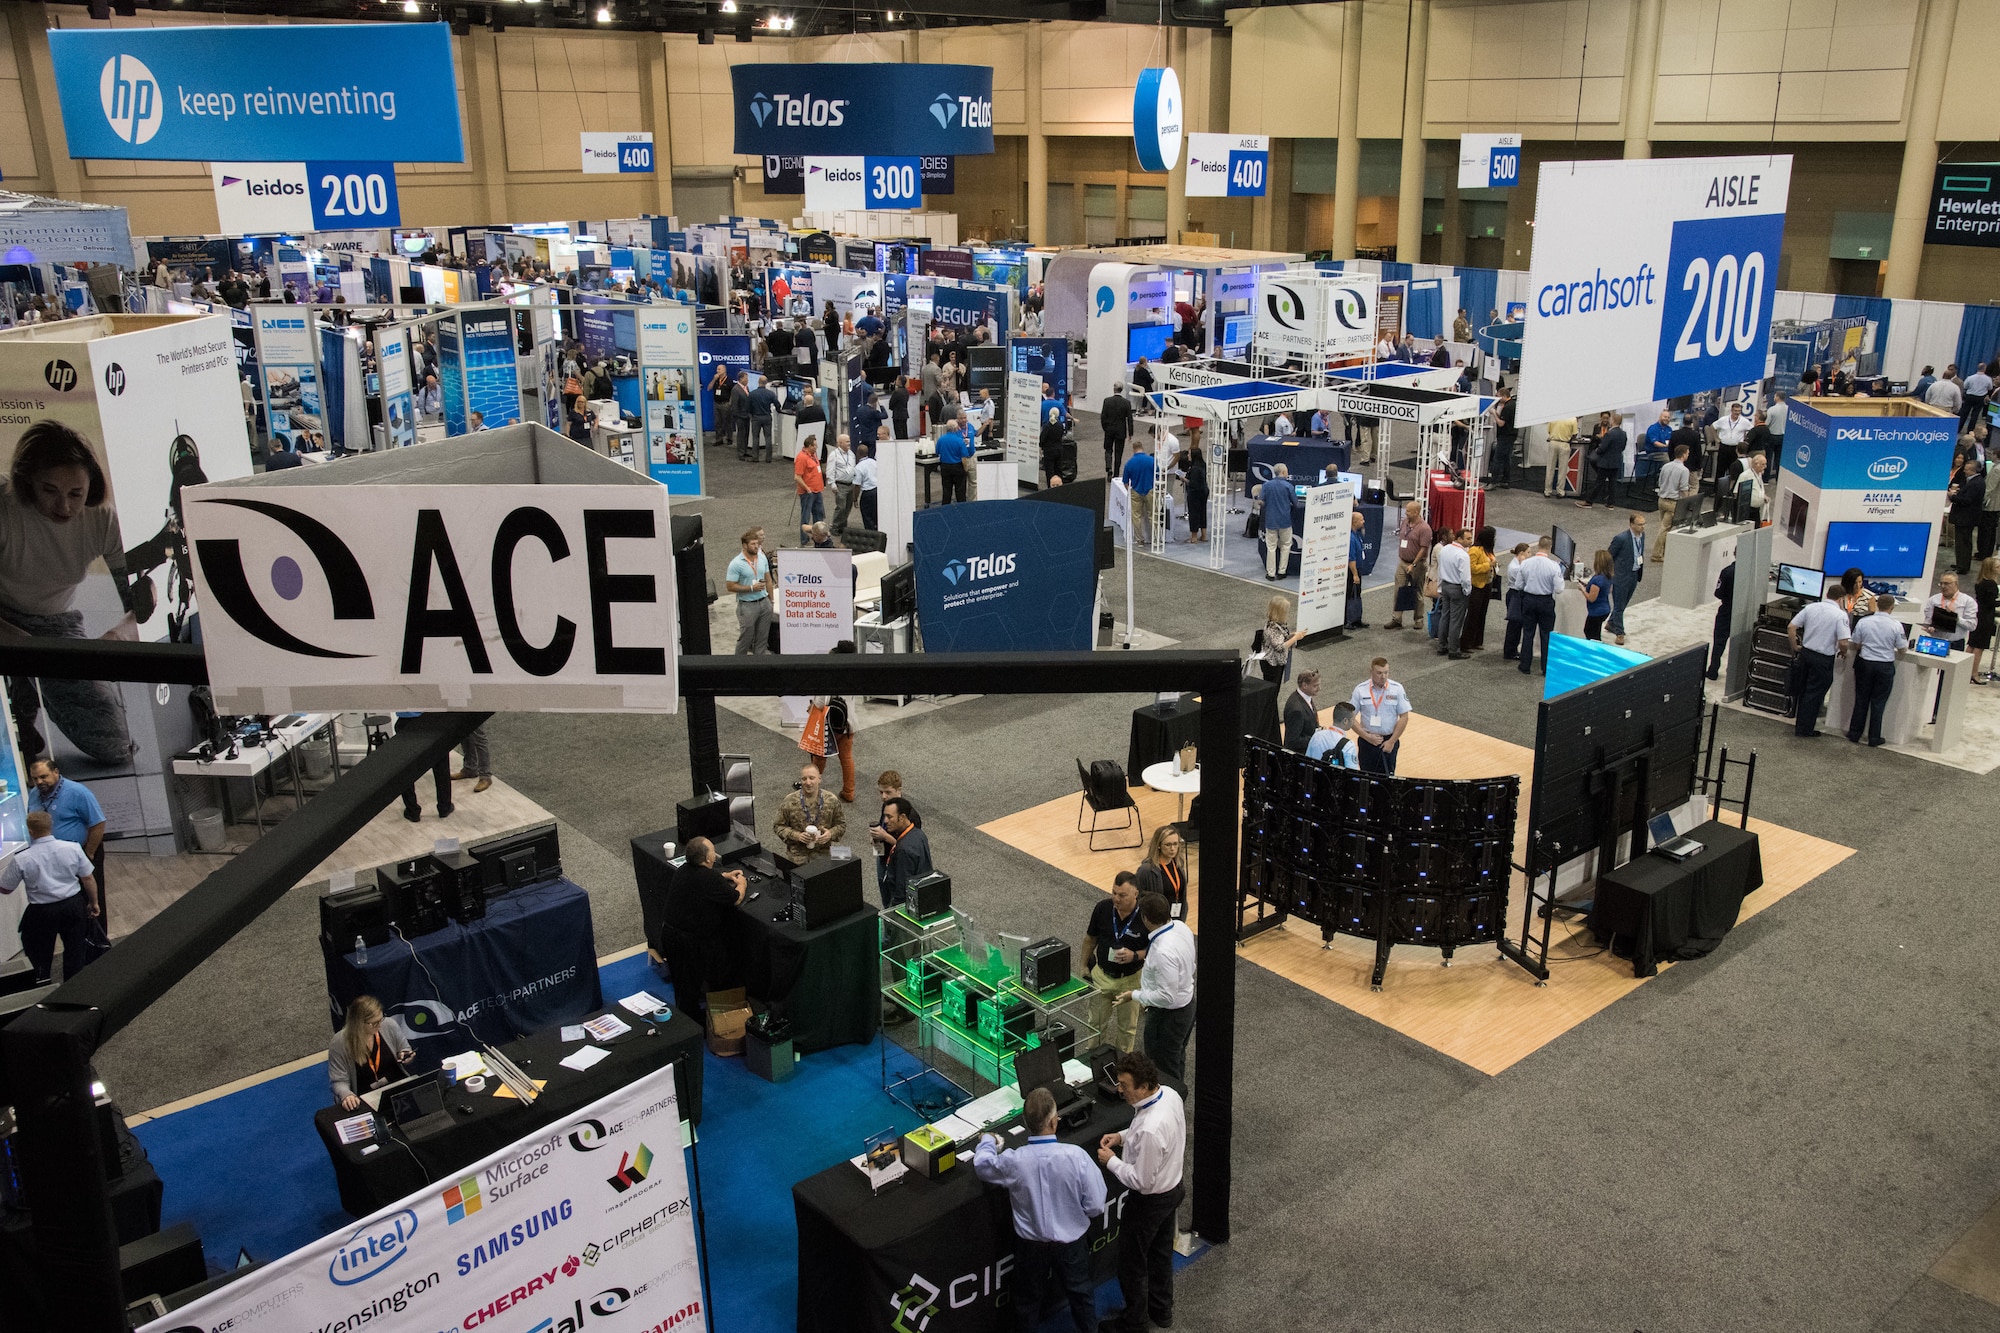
[1013,1040,1089,1125]
[1648,811,1705,863]
[1914,633,1952,658]
[377,1070,454,1141]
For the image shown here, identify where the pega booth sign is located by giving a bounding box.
[731,64,994,157]
[183,426,678,715]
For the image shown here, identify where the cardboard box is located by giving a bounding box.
[705,986,750,1057]
[901,1124,957,1178]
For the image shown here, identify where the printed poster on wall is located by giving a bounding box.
[254,304,322,452]
[374,323,416,448]
[638,304,702,494]
[1296,481,1354,638]
[777,547,854,655]
[140,1067,705,1333]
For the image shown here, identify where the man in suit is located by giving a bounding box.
[1607,512,1647,646]
[1282,669,1321,754]
[1581,412,1627,508]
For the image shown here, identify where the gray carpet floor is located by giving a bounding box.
[97,419,2000,1331]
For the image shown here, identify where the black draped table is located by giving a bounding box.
[793,1097,1134,1333]
[631,831,879,1053]
[1587,821,1763,977]
[1126,678,1280,784]
[312,1007,703,1218]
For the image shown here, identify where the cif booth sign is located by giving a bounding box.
[49,23,465,162]
[732,64,994,156]
[184,425,679,715]
[1517,154,1791,425]
[1770,398,1957,593]
[1253,270,1378,360]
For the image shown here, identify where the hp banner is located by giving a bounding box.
[1516,154,1792,426]
[732,63,995,157]
[49,23,465,162]
[912,502,1095,652]
[140,1067,706,1333]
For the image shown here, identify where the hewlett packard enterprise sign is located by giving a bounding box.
[731,64,994,156]
[48,23,465,162]
[1924,163,2000,248]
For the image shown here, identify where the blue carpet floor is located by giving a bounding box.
[132,952,1202,1332]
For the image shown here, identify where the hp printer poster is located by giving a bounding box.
[638,304,702,495]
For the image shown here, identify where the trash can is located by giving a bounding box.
[744,1013,795,1083]
[189,808,225,852]
[300,742,333,781]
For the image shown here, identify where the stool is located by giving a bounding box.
[363,714,393,753]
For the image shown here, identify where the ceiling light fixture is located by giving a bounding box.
[597,3,612,18]
[403,0,419,11]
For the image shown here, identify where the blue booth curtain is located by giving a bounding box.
[1378,262,1414,284]
[1455,267,1500,328]
[1957,304,2000,376]
[1406,281,1444,339]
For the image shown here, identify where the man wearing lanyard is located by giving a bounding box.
[1116,893,1195,1085]
[1349,657,1412,774]
[773,764,845,862]
[1084,873,1148,1052]
[876,796,932,909]
[936,418,972,505]
[1654,443,1691,562]
[1346,511,1368,629]
[974,1087,1106,1333]
[28,759,107,917]
[1434,529,1472,659]
[1516,537,1564,675]
[1097,1050,1187,1333]
[1,811,100,984]
[1644,408,1674,473]
[726,527,776,655]
[1847,593,1903,746]
[1787,588,1851,738]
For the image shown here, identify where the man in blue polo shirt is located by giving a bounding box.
[936,417,972,504]
[28,759,108,912]
[1257,463,1294,581]
[1120,445,1157,537]
[855,306,884,341]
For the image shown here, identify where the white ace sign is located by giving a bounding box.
[1515,154,1792,426]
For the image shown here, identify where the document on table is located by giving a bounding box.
[582,1013,632,1041]
[560,1045,612,1072]
[561,1025,587,1042]
[444,1052,489,1081]
[618,990,671,1018]
[335,1113,375,1145]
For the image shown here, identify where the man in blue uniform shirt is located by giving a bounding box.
[1121,446,1158,536]
[28,759,108,913]
[936,418,973,504]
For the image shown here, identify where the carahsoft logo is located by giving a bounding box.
[99,54,162,145]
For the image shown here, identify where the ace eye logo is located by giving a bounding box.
[43,359,78,392]
[929,94,958,129]
[1331,284,1371,330]
[1264,283,1305,330]
[749,93,775,127]
[192,497,376,659]
[103,362,127,395]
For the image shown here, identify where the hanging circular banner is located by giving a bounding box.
[1133,67,1183,174]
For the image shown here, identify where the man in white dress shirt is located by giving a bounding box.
[1116,893,1195,1086]
[1434,528,1473,659]
[1097,1050,1186,1333]
[1788,589,1852,737]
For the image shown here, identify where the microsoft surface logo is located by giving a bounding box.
[608,1144,654,1193]
[442,1176,482,1223]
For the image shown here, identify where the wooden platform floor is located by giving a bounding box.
[103,777,557,940]
[978,714,1853,1076]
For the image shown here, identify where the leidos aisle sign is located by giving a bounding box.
[1515,153,1792,426]
[1185,134,1269,198]
[211,161,401,234]
[184,427,679,715]
[803,157,924,212]
[581,132,654,175]
[49,24,465,162]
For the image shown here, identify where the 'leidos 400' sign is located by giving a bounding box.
[185,433,678,714]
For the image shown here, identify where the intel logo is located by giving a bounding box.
[1793,443,1811,469]
[330,1210,417,1286]
[1867,456,1909,481]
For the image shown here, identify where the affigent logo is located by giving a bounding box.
[749,92,775,127]
[99,54,162,145]
[930,94,959,129]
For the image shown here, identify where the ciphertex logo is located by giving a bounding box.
[607,1143,653,1193]
[443,1176,483,1224]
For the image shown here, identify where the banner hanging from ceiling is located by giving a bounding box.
[1132,67,1183,174]
[731,63,994,157]
[49,23,466,162]
[1185,133,1267,198]
[1515,153,1792,426]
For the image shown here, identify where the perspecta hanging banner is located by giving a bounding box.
[731,63,994,157]
[48,23,466,162]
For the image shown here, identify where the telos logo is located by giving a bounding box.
[1867,456,1909,482]
[756,93,848,127]
[99,54,162,145]
[749,93,775,127]
[929,94,958,129]
[941,553,1017,587]
[926,93,991,130]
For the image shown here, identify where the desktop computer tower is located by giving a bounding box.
[794,856,864,928]
[1018,938,1072,994]
[431,848,487,924]
[377,858,449,937]
[320,884,390,948]
[908,872,952,920]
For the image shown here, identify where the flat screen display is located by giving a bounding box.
[1551,525,1575,575]
[1823,521,1931,579]
[1220,314,1252,349]
[1775,563,1824,598]
[1126,323,1172,363]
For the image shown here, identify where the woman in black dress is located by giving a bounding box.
[1972,555,1997,685]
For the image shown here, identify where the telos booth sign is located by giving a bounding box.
[731,64,994,156]
[1515,153,1792,425]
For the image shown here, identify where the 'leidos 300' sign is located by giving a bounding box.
[185,431,678,714]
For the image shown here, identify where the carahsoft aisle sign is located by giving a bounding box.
[48,23,466,162]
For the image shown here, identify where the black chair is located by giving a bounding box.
[363,714,394,753]
[1076,758,1143,852]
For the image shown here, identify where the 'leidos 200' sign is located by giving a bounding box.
[185,474,678,715]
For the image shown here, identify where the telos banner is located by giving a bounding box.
[731,64,994,157]
[1515,153,1792,426]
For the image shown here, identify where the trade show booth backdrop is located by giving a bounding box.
[912,500,1095,653]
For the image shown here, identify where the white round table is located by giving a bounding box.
[1140,761,1202,823]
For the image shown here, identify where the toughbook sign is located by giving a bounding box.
[1332,392,1421,422]
[1225,394,1301,421]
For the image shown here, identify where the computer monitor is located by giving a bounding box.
[1775,563,1825,599]
[465,822,561,890]
[881,561,917,621]
[388,1074,445,1127]
[365,372,381,396]
[1551,525,1576,576]
[1648,811,1679,846]
[1127,323,1172,363]
[1823,521,1932,579]
[1013,1038,1064,1103]
[1220,313,1252,349]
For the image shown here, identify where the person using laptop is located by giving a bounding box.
[329,996,415,1111]
[1922,571,1977,656]
[972,1087,1106,1333]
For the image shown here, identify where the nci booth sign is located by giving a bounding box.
[49,23,465,162]
[1516,154,1792,425]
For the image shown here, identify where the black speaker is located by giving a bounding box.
[320,885,390,948]
[909,872,952,920]
[1018,938,1071,994]
[794,855,864,928]
[377,858,448,937]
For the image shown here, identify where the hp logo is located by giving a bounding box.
[98,54,162,146]
[43,360,77,393]
[104,363,127,396]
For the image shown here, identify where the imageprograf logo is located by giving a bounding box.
[930,93,958,129]
[192,497,376,659]
[608,1144,654,1193]
[99,54,162,145]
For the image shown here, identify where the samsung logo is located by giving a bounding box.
[1866,456,1909,481]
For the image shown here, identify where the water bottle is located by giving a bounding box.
[354,934,368,965]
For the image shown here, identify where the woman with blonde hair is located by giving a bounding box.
[1134,825,1189,918]
[328,995,415,1110]
[1257,593,1307,684]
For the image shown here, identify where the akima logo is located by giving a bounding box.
[99,54,162,145]
[749,93,775,127]
[607,1144,654,1193]
[930,94,958,129]
[43,360,78,392]
[191,498,377,659]
[1867,455,1909,482]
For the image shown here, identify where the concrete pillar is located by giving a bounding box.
[461,31,511,222]
[637,35,676,218]
[1027,23,1049,245]
[1331,2,1364,259]
[1441,152,1465,265]
[1885,0,1960,299]
[1623,0,1663,159]
[1166,26,1189,245]
[1396,0,1431,262]
[17,4,83,200]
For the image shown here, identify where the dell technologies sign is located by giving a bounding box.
[49,23,465,162]
[731,64,994,156]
